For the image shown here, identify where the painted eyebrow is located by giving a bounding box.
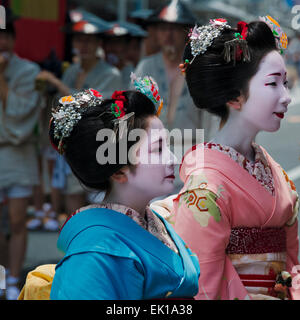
[267,72,287,76]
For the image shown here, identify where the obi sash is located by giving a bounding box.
[226,227,286,255]
[226,227,286,295]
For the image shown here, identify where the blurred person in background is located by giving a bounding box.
[103,21,147,89]
[126,31,147,69]
[135,0,219,136]
[35,10,122,218]
[129,9,161,58]
[26,49,65,232]
[0,16,41,300]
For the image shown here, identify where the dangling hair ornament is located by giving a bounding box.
[259,15,288,54]
[130,72,164,116]
[110,90,135,143]
[51,88,104,154]
[179,59,190,75]
[223,21,251,65]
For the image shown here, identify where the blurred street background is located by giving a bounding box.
[0,0,299,299]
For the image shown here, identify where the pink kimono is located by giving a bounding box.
[172,142,300,300]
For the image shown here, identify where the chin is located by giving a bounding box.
[264,124,281,132]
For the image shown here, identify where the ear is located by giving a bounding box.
[226,95,245,110]
[110,167,129,184]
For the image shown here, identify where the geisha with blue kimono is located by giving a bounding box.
[46,76,199,299]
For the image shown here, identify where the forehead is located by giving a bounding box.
[257,50,286,75]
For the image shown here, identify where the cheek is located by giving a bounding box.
[128,165,162,185]
[243,87,275,119]
[248,83,266,101]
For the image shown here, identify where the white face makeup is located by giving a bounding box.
[239,50,291,132]
[126,116,177,199]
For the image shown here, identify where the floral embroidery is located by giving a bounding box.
[281,169,299,226]
[182,189,221,227]
[179,173,223,227]
[185,173,209,190]
[282,169,297,192]
[216,185,225,199]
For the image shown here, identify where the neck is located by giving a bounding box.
[103,186,149,218]
[80,57,99,72]
[210,113,258,162]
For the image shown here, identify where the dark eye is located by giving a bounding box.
[266,82,277,86]
[284,80,289,87]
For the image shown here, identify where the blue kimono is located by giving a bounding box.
[50,207,200,300]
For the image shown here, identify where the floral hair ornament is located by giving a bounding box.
[51,88,103,154]
[110,90,135,143]
[130,72,163,116]
[111,90,127,119]
[259,15,288,54]
[223,21,251,65]
[187,18,231,65]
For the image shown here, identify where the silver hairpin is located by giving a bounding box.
[189,18,231,64]
[52,89,104,154]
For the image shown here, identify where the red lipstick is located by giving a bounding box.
[165,174,175,179]
[274,112,284,119]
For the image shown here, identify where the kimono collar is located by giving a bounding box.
[205,141,269,167]
[251,142,269,168]
[73,202,152,229]
[61,202,179,254]
[180,141,270,183]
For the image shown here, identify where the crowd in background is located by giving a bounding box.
[0,0,300,300]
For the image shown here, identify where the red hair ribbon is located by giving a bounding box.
[111,90,126,118]
[236,21,249,61]
[237,21,248,40]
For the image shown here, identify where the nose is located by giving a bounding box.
[165,148,178,166]
[280,87,292,108]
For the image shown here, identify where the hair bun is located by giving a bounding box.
[183,19,278,121]
[245,21,276,49]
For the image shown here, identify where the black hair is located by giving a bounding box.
[183,21,277,121]
[49,90,156,192]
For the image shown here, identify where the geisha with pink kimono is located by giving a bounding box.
[151,16,300,299]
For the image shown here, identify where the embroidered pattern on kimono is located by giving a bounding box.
[281,169,299,226]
